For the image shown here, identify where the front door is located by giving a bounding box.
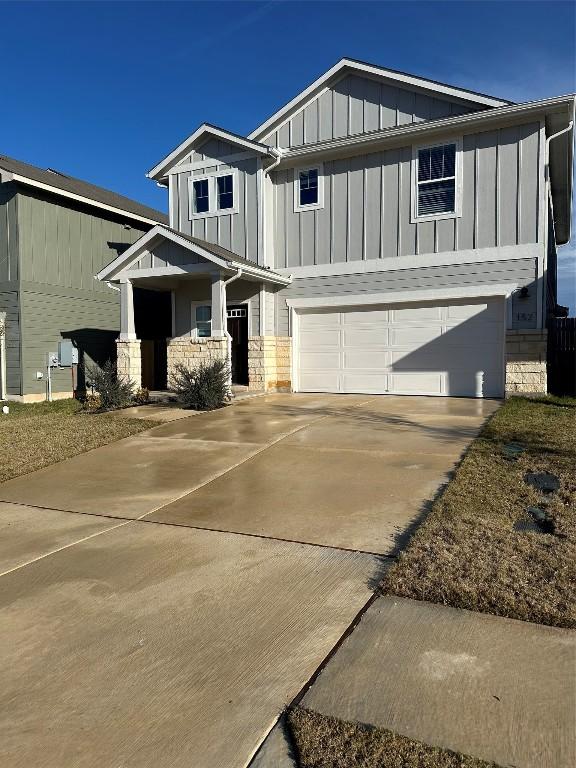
[227,306,248,385]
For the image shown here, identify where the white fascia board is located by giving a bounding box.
[8,173,163,227]
[276,243,543,279]
[286,284,518,310]
[147,124,274,181]
[279,94,576,163]
[248,58,510,142]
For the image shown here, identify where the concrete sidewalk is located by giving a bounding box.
[297,596,576,768]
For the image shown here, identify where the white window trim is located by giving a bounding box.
[411,138,463,223]
[190,299,251,338]
[188,168,239,220]
[293,163,324,213]
[190,301,213,338]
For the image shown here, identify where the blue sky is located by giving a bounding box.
[1,0,575,311]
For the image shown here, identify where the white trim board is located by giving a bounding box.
[276,243,543,279]
[286,284,517,310]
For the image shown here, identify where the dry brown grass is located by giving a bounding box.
[0,399,156,483]
[288,708,499,768]
[382,396,576,628]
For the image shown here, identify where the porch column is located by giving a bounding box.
[119,279,137,341]
[210,272,225,337]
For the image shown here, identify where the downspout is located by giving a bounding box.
[543,120,574,326]
[221,267,243,394]
[263,148,282,177]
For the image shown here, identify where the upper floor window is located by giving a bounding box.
[217,174,234,210]
[412,140,462,222]
[193,178,210,214]
[188,171,238,219]
[294,165,324,212]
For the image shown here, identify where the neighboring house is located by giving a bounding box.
[98,58,574,398]
[0,155,166,401]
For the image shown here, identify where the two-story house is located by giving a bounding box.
[97,58,574,398]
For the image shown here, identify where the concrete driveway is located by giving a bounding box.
[0,394,498,767]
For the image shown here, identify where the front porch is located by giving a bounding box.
[98,225,292,394]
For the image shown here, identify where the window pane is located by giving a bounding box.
[299,168,319,206]
[442,144,456,177]
[418,148,431,181]
[418,179,455,216]
[217,174,234,210]
[196,322,211,337]
[430,146,444,179]
[193,179,209,213]
[196,305,211,322]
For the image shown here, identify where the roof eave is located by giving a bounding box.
[147,124,274,182]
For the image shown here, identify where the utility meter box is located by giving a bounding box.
[58,340,77,367]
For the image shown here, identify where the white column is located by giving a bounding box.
[119,279,137,341]
[211,272,225,337]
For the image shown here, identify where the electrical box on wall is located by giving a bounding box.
[58,340,78,367]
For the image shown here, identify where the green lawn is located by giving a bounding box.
[381,395,576,628]
[0,399,156,484]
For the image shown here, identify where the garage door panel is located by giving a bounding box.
[391,326,443,346]
[300,351,340,372]
[300,329,340,349]
[343,350,389,369]
[389,372,444,395]
[343,327,389,347]
[341,373,388,394]
[391,306,443,322]
[297,299,504,398]
[343,308,390,324]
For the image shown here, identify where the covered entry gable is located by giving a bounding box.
[96,224,290,286]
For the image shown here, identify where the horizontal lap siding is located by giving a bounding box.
[275,257,538,335]
[0,290,22,395]
[263,74,476,147]
[16,190,150,396]
[20,288,120,396]
[273,122,541,267]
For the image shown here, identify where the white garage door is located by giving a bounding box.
[296,298,505,398]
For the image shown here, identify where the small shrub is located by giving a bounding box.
[85,360,134,411]
[171,359,230,411]
[133,387,150,405]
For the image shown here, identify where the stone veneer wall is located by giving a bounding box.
[166,337,228,388]
[505,329,547,395]
[248,336,291,392]
[116,340,142,389]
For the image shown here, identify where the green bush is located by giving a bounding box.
[133,387,150,405]
[85,360,134,411]
[171,359,230,410]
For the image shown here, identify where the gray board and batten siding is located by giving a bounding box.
[1,184,150,397]
[261,73,480,149]
[273,121,541,268]
[171,138,261,264]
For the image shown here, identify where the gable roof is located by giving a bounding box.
[248,57,512,142]
[97,224,290,285]
[0,154,167,226]
[147,124,277,182]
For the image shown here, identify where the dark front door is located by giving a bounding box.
[227,306,248,385]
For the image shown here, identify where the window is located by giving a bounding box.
[193,179,210,214]
[188,171,238,218]
[413,142,460,220]
[195,305,212,337]
[294,165,324,212]
[217,174,234,210]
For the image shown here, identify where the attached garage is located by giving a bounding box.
[295,298,505,398]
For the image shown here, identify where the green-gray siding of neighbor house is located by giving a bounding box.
[0,185,150,397]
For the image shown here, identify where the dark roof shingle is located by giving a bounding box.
[0,154,167,224]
